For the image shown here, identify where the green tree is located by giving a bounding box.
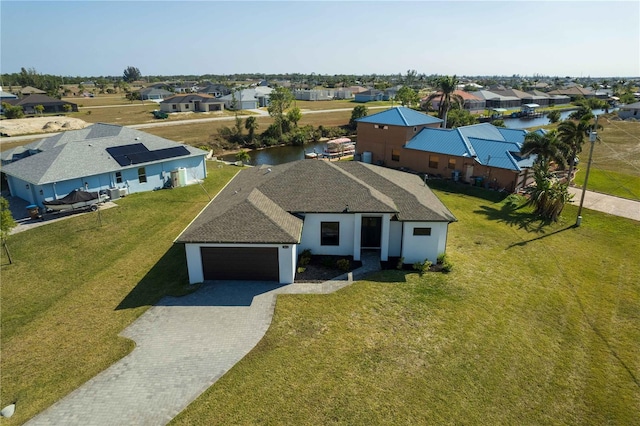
[123,66,141,83]
[525,158,573,222]
[558,116,600,181]
[521,130,568,170]
[244,116,259,145]
[446,107,478,128]
[395,86,419,107]
[547,110,561,123]
[424,75,462,128]
[34,104,45,115]
[2,103,24,119]
[235,150,250,165]
[286,106,302,127]
[267,87,294,137]
[0,196,16,264]
[349,105,368,129]
[63,104,72,113]
[125,91,141,102]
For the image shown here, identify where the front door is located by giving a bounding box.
[361,216,382,248]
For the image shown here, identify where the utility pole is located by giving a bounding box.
[576,114,598,226]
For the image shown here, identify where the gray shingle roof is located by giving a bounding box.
[1,123,206,185]
[176,160,456,244]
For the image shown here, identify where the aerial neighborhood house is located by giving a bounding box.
[354,89,386,103]
[2,93,78,114]
[356,107,536,192]
[293,89,335,101]
[138,87,174,101]
[547,86,594,100]
[427,90,486,113]
[176,159,456,284]
[217,87,273,110]
[198,83,231,97]
[17,85,46,95]
[470,90,522,109]
[618,101,640,119]
[159,94,225,113]
[1,123,208,206]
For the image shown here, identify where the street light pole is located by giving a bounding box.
[576,114,598,227]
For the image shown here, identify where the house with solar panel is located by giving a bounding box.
[1,123,208,207]
[355,107,536,192]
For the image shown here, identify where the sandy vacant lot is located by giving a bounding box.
[0,116,89,137]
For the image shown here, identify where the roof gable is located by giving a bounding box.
[357,106,442,127]
[176,160,455,244]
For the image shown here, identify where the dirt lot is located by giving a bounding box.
[0,116,90,137]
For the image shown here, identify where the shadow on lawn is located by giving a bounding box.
[474,199,577,248]
[115,245,193,311]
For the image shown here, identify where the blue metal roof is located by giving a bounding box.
[497,127,528,144]
[468,138,521,171]
[405,127,475,157]
[357,106,442,127]
[404,122,536,172]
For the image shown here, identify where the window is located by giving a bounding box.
[429,155,439,169]
[138,167,147,183]
[413,126,418,132]
[392,149,400,162]
[413,227,431,236]
[321,222,340,246]
[184,104,189,109]
[172,104,177,110]
[448,158,456,170]
[115,171,123,184]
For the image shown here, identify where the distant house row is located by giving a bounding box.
[427,89,572,114]
[0,88,78,114]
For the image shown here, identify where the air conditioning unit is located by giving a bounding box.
[108,188,120,200]
[119,188,128,197]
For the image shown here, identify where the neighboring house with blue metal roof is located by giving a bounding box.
[138,87,174,101]
[356,108,535,192]
[1,123,208,206]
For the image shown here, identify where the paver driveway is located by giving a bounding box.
[26,253,380,425]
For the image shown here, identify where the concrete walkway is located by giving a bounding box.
[568,187,640,222]
[26,252,381,425]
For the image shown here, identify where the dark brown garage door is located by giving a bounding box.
[201,247,279,281]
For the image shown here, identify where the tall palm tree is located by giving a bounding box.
[521,130,568,170]
[557,116,594,181]
[244,116,259,146]
[424,75,462,128]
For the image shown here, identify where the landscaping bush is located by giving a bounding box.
[437,253,454,273]
[336,258,350,272]
[413,259,432,276]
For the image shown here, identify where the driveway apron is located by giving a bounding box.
[26,252,380,425]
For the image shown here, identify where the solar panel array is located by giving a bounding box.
[106,143,190,167]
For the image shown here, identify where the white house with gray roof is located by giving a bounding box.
[175,159,456,284]
[1,123,208,206]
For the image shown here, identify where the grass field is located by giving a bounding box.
[0,163,239,424]
[169,184,639,425]
[2,167,638,424]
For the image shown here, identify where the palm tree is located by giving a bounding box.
[557,116,594,181]
[244,116,259,146]
[521,130,568,170]
[424,75,462,128]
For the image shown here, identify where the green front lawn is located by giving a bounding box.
[0,163,239,424]
[171,190,640,424]
[2,163,639,424]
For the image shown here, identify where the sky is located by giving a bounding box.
[1,0,638,78]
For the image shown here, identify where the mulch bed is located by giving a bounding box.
[294,255,362,283]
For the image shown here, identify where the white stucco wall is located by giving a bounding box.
[401,222,449,264]
[298,213,355,256]
[388,220,403,257]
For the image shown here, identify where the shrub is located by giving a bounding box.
[413,259,432,276]
[298,256,310,267]
[2,103,24,119]
[336,258,350,272]
[437,253,453,273]
[396,257,404,270]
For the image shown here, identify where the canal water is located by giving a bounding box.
[222,108,614,166]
